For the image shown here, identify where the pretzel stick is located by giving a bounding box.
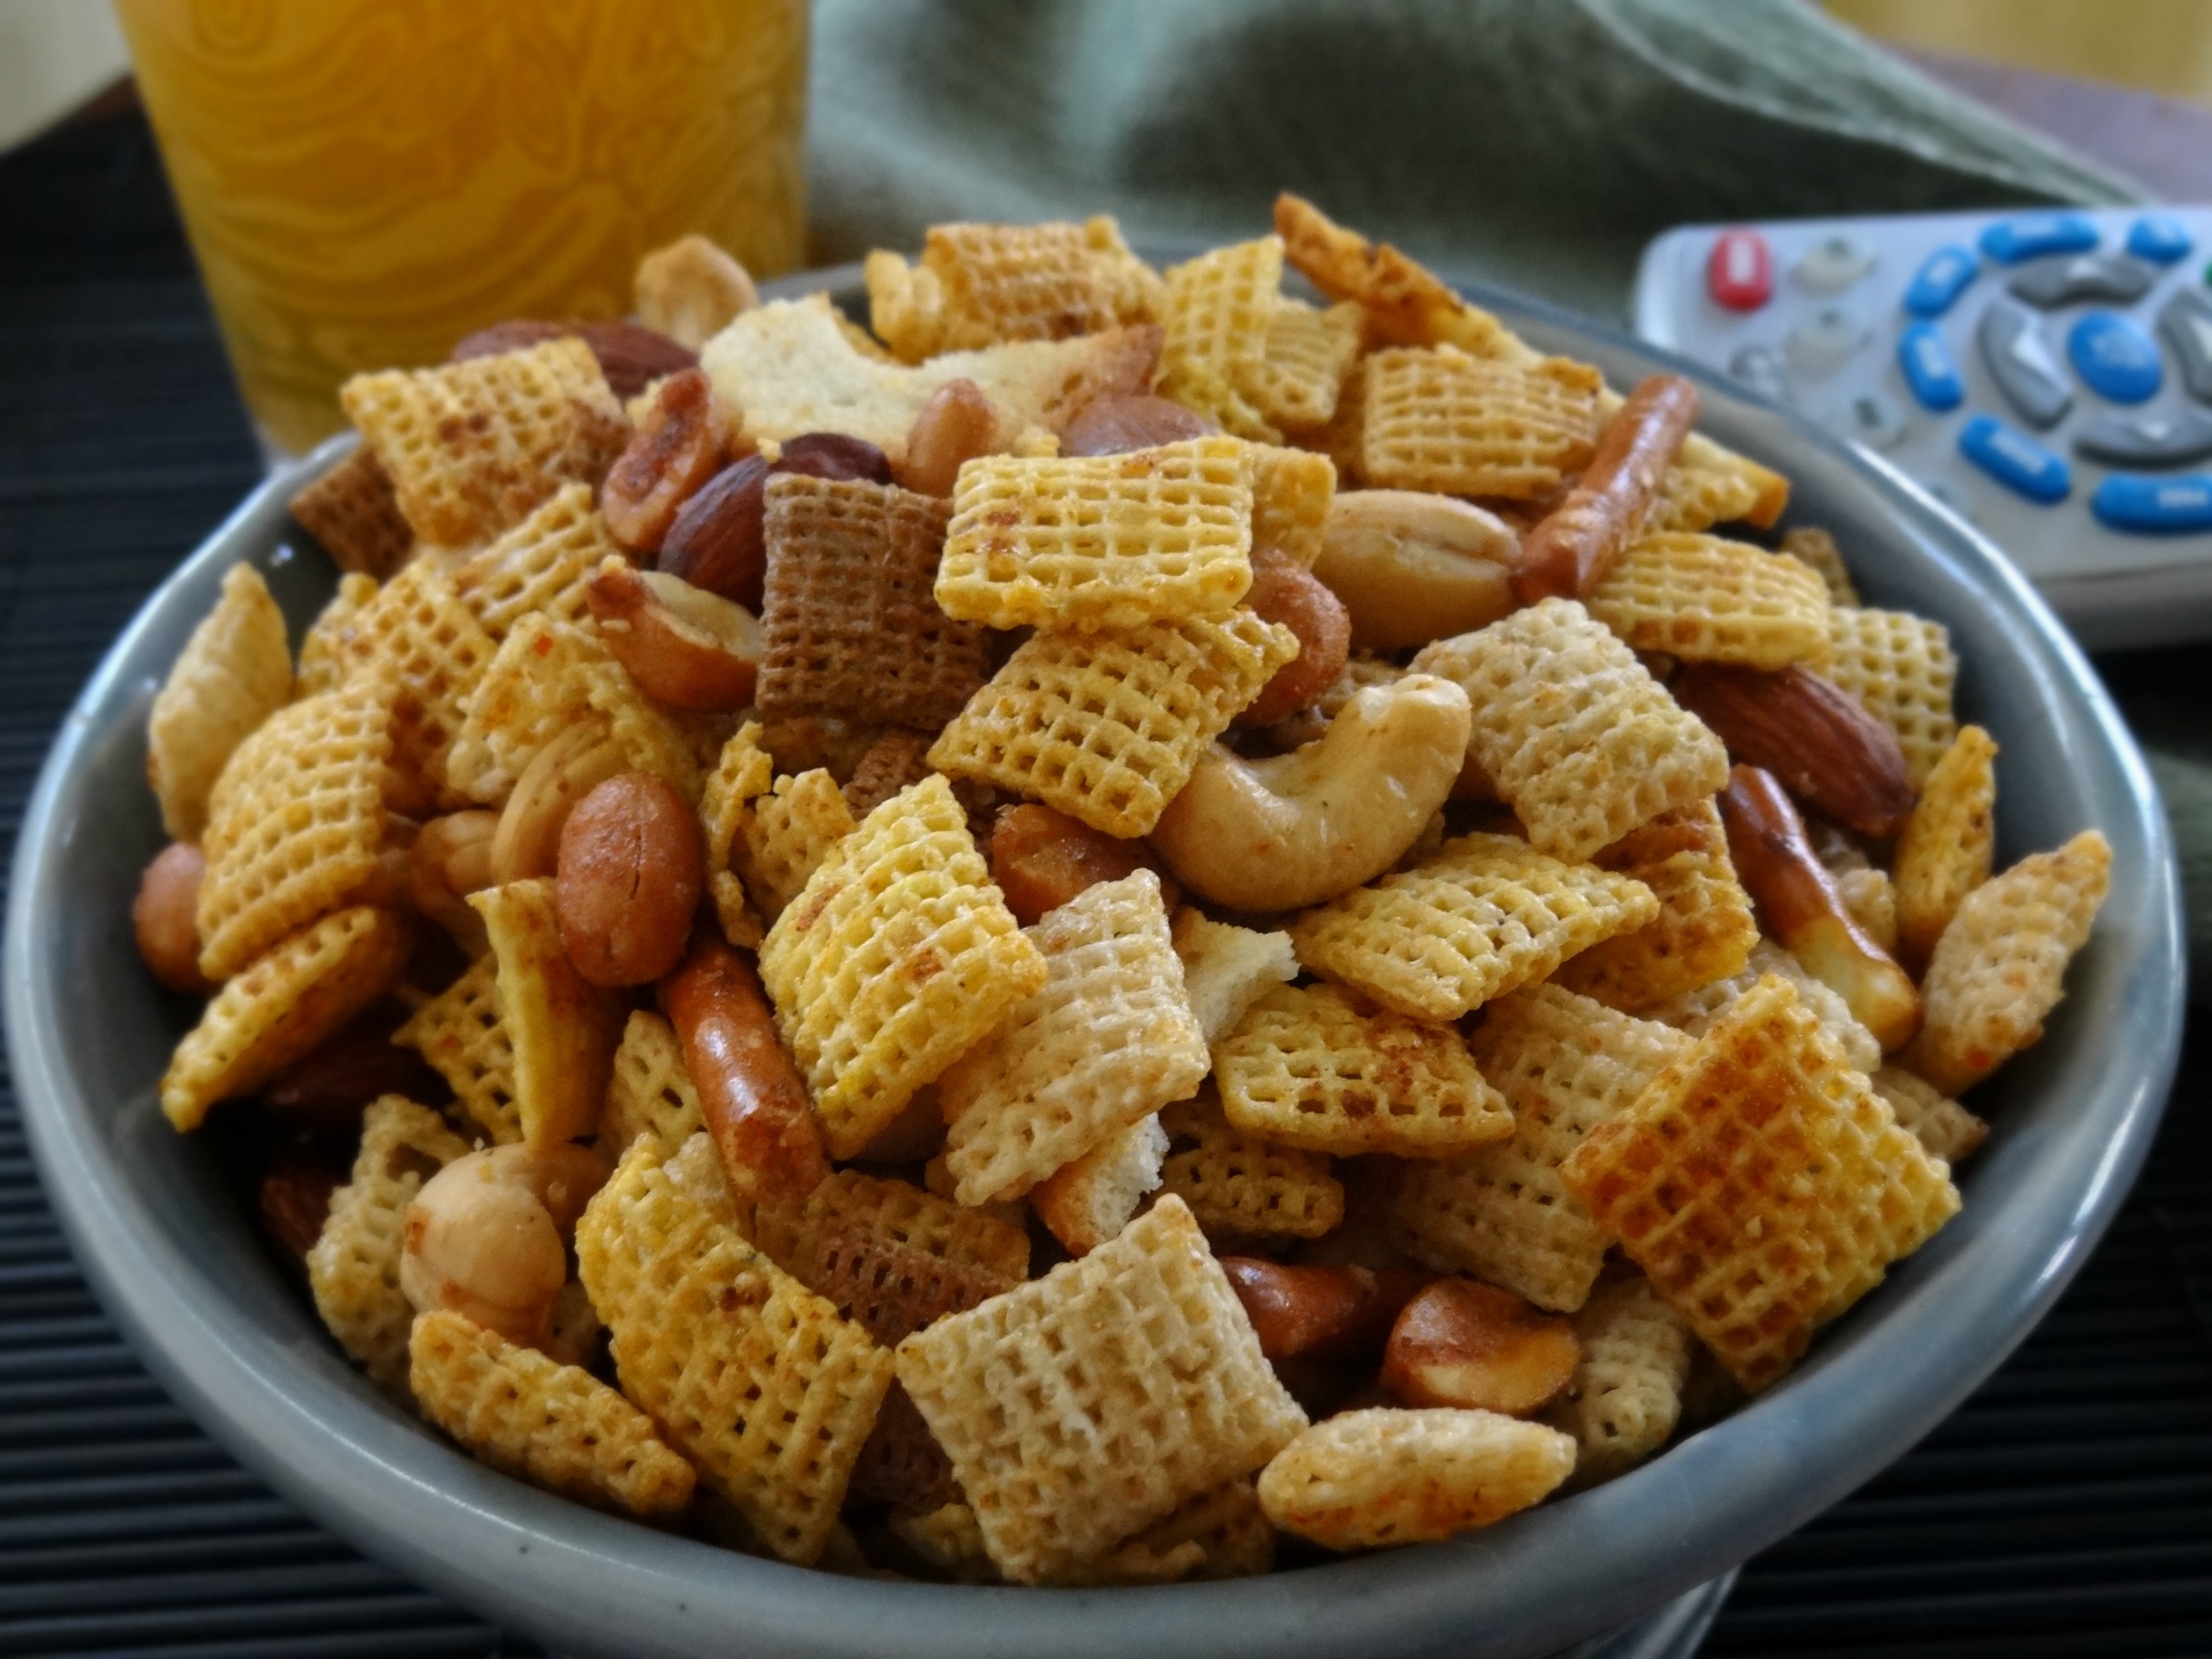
[1513,373,1700,603]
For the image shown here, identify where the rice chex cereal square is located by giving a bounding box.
[148,564,292,844]
[1585,532,1832,670]
[1361,347,1601,499]
[450,481,614,640]
[1156,237,1285,441]
[1541,1275,1694,1486]
[1159,1090,1344,1242]
[393,952,520,1146]
[1551,799,1757,1012]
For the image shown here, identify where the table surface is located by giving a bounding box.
[4,108,2212,1659]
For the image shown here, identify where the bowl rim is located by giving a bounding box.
[3,264,2187,1659]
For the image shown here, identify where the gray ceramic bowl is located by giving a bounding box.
[4,267,2187,1659]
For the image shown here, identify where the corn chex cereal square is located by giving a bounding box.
[148,564,293,844]
[1651,938,1883,1076]
[1641,460,1766,536]
[1247,441,1337,569]
[1257,1408,1575,1551]
[163,907,411,1131]
[306,1095,471,1392]
[1552,800,1757,1013]
[394,953,520,1146]
[289,445,414,579]
[1904,830,2111,1098]
[895,1196,1306,1585]
[1871,1066,1988,1166]
[929,611,1297,837]
[865,219,1157,362]
[448,614,697,807]
[733,768,856,923]
[1247,298,1363,433]
[752,1168,1031,1310]
[1159,1090,1344,1241]
[936,437,1256,631]
[1414,598,1729,863]
[1291,832,1659,1023]
[1541,1275,1694,1486]
[340,337,628,547]
[755,473,983,728]
[1823,605,1958,787]
[196,680,392,981]
[1779,525,1860,606]
[939,870,1206,1203]
[699,721,774,881]
[595,1010,702,1159]
[334,559,499,810]
[1158,237,1285,441]
[409,1310,695,1517]
[1393,984,1690,1310]
[295,574,380,699]
[1561,974,1961,1392]
[450,482,614,641]
[576,1136,894,1564]
[1585,532,1832,669]
[469,879,623,1153]
[759,774,1045,1160]
[1894,725,1998,971]
[1361,347,1602,499]
[1213,982,1511,1158]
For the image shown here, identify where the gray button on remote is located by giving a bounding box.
[1979,299,2073,428]
[2158,286,2212,403]
[1795,234,1875,294]
[1786,305,1864,377]
[1834,388,1908,449]
[2074,408,2212,469]
[1728,344,1789,403]
[2007,252,2156,308]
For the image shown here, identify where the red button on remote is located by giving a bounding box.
[1707,229,1772,311]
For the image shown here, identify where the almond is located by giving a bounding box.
[1672,661,1914,841]
[1381,1277,1581,1416]
[1061,393,1218,456]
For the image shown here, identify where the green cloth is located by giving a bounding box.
[808,0,2206,981]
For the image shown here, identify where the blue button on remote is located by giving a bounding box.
[1980,214,2100,264]
[1959,414,2071,503]
[2092,472,2212,532]
[1897,322,1964,411]
[1903,245,1978,317]
[2127,215,2194,265]
[2068,311,2163,404]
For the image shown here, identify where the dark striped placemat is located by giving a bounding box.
[4,109,2208,1659]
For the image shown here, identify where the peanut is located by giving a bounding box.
[134,842,211,994]
[1220,1257,1429,1360]
[1061,393,1218,456]
[989,803,1176,926]
[894,378,999,496]
[554,772,704,988]
[1381,1278,1581,1416]
[634,233,758,352]
[600,368,730,554]
[400,1143,610,1347]
[409,810,499,955]
[1234,546,1352,727]
[584,558,762,711]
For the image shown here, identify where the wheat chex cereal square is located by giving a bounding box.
[333,559,499,810]
[1894,724,1998,970]
[751,1168,1030,1308]
[1541,1274,1694,1486]
[163,907,412,1131]
[576,1136,894,1565]
[1157,237,1286,441]
[409,1309,695,1517]
[195,680,392,981]
[928,610,1297,837]
[1552,800,1757,1012]
[1213,981,1511,1158]
[1171,907,1298,1043]
[289,444,415,578]
[758,774,1046,1160]
[1159,1090,1344,1241]
[469,879,623,1153]
[1257,1407,1575,1551]
[1413,598,1729,863]
[1904,830,2112,1097]
[306,1095,471,1392]
[1247,298,1363,433]
[941,869,1207,1204]
[1871,1066,1988,1165]
[595,1010,702,1159]
[935,436,1256,631]
[755,472,983,728]
[1561,974,1961,1392]
[895,1195,1306,1584]
[1361,347,1602,499]
[340,337,628,547]
[1585,532,1832,669]
[842,728,935,820]
[448,613,696,806]
[147,564,293,844]
[1290,831,1659,1022]
[1393,983,1690,1310]
[450,482,614,640]
[394,953,520,1146]
[1822,605,1958,786]
[847,1382,960,1514]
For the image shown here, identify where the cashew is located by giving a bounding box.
[400,1143,610,1347]
[1311,490,1520,652]
[489,722,629,886]
[1148,673,1472,912]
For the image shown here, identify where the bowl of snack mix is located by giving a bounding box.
[5,199,2184,1659]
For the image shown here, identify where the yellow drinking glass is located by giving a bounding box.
[114,0,809,458]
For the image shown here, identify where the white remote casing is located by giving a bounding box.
[1634,208,2212,649]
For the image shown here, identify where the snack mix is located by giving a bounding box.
[134,197,2112,1583]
